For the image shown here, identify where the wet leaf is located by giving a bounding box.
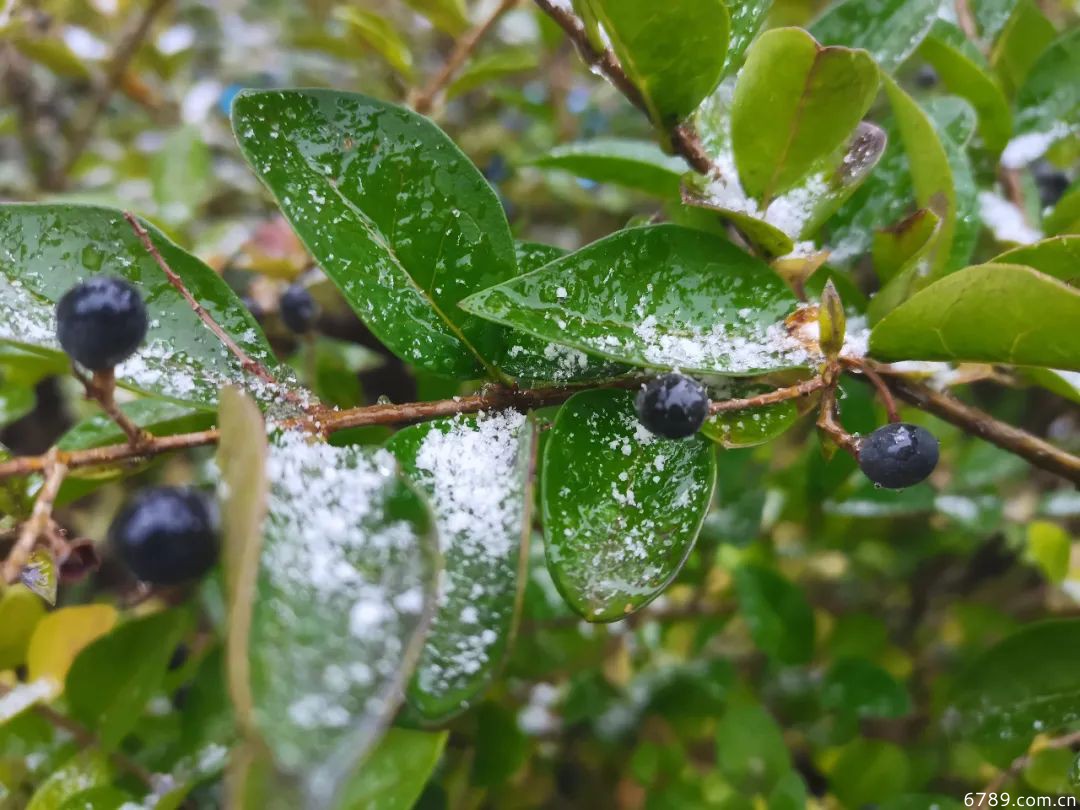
[26,753,109,810]
[232,89,518,379]
[335,728,448,810]
[716,698,791,792]
[0,382,33,425]
[822,658,911,719]
[151,126,212,226]
[0,205,283,409]
[241,430,439,808]
[990,235,1080,284]
[401,0,469,35]
[19,548,56,605]
[66,609,189,749]
[388,412,535,722]
[541,389,715,621]
[990,0,1056,95]
[335,7,414,79]
[810,0,939,73]
[871,208,941,285]
[1011,28,1080,153]
[532,139,686,197]
[731,27,878,203]
[584,0,730,124]
[1044,180,1080,235]
[701,383,802,449]
[448,49,539,98]
[723,0,772,75]
[870,263,1080,370]
[0,585,45,670]
[951,618,1080,742]
[462,224,807,376]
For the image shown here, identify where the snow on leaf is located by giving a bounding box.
[247,430,439,809]
[389,410,534,721]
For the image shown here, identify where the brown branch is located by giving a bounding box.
[123,213,316,415]
[411,0,520,114]
[708,376,826,414]
[816,381,860,458]
[0,683,155,787]
[73,366,152,447]
[873,363,1080,485]
[532,0,715,175]
[60,0,172,179]
[2,450,67,583]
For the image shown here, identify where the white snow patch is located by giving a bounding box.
[977,191,1043,245]
[1001,123,1074,169]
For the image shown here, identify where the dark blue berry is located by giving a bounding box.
[55,276,148,370]
[280,284,317,334]
[914,65,938,88]
[109,487,219,585]
[1032,161,1070,208]
[635,373,709,439]
[857,422,939,489]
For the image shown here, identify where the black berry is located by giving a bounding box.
[1032,161,1070,208]
[280,284,318,334]
[55,276,148,370]
[914,65,938,89]
[109,487,219,585]
[857,422,939,489]
[635,373,709,439]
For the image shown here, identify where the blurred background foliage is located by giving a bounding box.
[0,0,1079,808]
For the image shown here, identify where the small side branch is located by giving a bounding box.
[2,451,68,583]
[816,383,861,459]
[411,0,520,114]
[72,366,151,447]
[876,364,1080,485]
[532,0,715,175]
[708,376,826,414]
[61,0,172,179]
[842,357,899,423]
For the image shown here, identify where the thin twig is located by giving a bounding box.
[0,683,155,787]
[981,729,1080,799]
[72,366,152,447]
[532,0,715,175]
[842,357,899,423]
[2,450,67,583]
[872,362,1080,485]
[816,381,860,458]
[411,0,520,114]
[708,376,826,414]
[60,0,172,179]
[0,376,819,479]
[123,213,316,414]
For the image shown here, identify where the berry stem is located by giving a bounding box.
[708,376,827,414]
[842,357,900,423]
[410,0,521,115]
[74,366,153,448]
[2,450,68,584]
[123,212,318,416]
[816,382,860,459]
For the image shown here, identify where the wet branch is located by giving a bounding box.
[411,0,520,114]
[2,451,67,583]
[532,0,715,175]
[72,366,151,447]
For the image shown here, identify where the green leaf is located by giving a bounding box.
[828,739,909,807]
[731,27,879,203]
[1025,520,1071,583]
[723,0,772,75]
[335,728,447,810]
[388,413,535,722]
[701,383,802,449]
[0,382,33,425]
[1044,179,1080,235]
[950,618,1080,742]
[715,698,791,793]
[462,224,808,376]
[585,0,731,124]
[1010,28,1080,155]
[335,7,414,79]
[57,786,133,810]
[532,139,686,197]
[26,753,109,810]
[232,89,518,379]
[243,430,439,808]
[871,208,941,285]
[65,609,188,749]
[150,126,212,226]
[821,658,911,719]
[0,586,45,670]
[918,21,1013,153]
[869,263,1080,369]
[401,0,469,35]
[541,389,715,621]
[12,34,91,80]
[990,235,1080,284]
[990,0,1056,95]
[1025,367,1080,404]
[27,604,118,694]
[496,243,629,384]
[880,797,963,810]
[0,204,282,409]
[57,399,212,453]
[810,0,940,73]
[733,564,815,664]
[448,49,540,98]
[768,770,808,810]
[972,0,1019,42]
